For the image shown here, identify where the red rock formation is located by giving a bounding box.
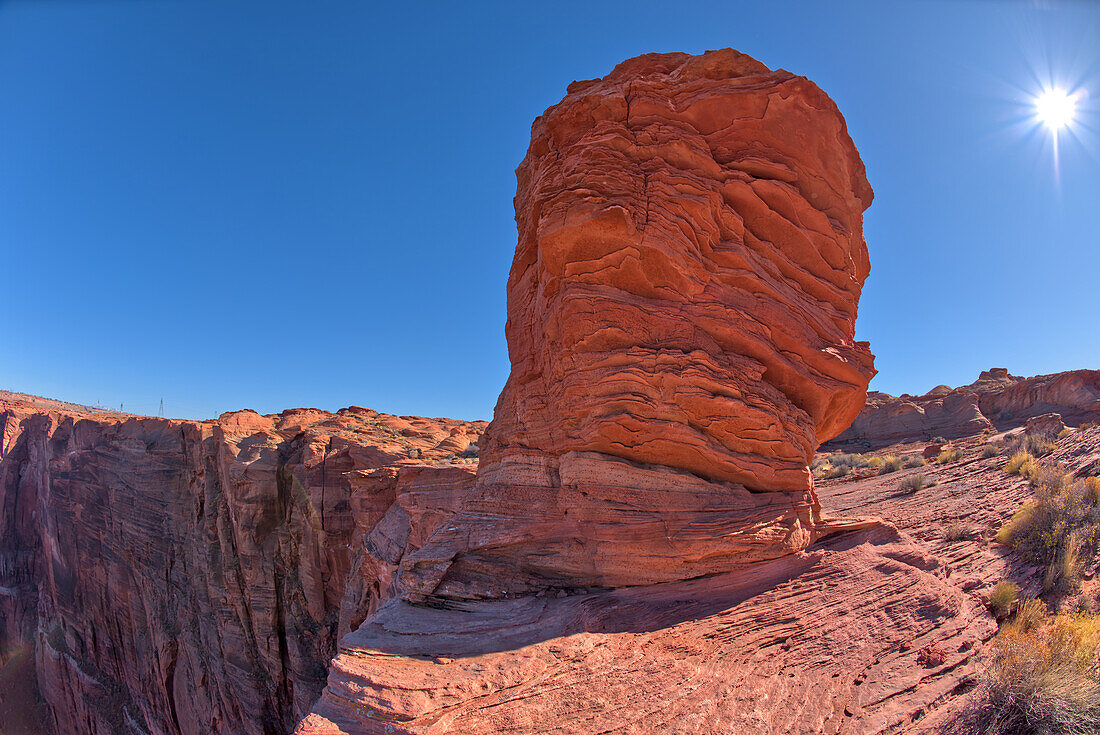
[387,49,875,602]
[828,369,1100,450]
[0,392,483,735]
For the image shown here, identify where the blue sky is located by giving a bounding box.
[2,0,1098,420]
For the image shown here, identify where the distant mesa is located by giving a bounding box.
[826,367,1100,450]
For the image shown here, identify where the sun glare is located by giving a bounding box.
[1035,87,1078,130]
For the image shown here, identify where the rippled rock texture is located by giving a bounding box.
[392,48,876,602]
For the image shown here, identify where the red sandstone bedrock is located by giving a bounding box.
[296,424,1100,735]
[0,392,483,735]
[825,368,1100,450]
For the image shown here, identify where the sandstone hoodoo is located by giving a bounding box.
[393,49,877,601]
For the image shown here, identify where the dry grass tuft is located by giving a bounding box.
[879,455,904,474]
[944,519,972,542]
[969,611,1100,735]
[937,447,962,464]
[1005,451,1036,477]
[988,581,1019,619]
[898,474,927,494]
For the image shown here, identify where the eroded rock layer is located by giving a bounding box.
[392,48,876,600]
[827,368,1100,450]
[0,392,483,735]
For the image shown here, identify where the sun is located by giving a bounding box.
[1035,87,1078,130]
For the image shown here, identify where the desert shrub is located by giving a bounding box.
[1028,432,1058,457]
[995,472,1100,592]
[904,455,925,469]
[1005,451,1036,477]
[931,436,948,444]
[944,519,972,542]
[988,581,1019,619]
[879,455,904,474]
[937,447,962,465]
[898,474,926,494]
[824,465,850,479]
[1009,598,1050,635]
[830,453,869,469]
[461,443,479,459]
[1029,464,1070,492]
[982,444,999,459]
[1087,477,1100,505]
[969,611,1100,735]
[1058,427,1074,440]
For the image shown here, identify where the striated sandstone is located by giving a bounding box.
[390,48,876,602]
[0,392,483,734]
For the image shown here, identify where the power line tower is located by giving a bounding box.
[159,398,164,418]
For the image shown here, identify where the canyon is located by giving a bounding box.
[3,47,1098,735]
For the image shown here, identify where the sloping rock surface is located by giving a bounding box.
[298,427,1100,735]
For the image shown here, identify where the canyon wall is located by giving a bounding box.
[0,394,483,734]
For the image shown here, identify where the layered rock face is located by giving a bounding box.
[392,49,876,601]
[0,393,483,735]
[827,368,1100,450]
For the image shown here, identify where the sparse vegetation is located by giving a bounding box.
[982,444,999,459]
[988,581,1019,619]
[944,519,972,542]
[1005,451,1036,478]
[812,452,871,480]
[937,447,962,464]
[904,455,925,469]
[879,455,904,474]
[968,607,1100,735]
[931,436,948,444]
[1005,431,1058,459]
[995,466,1100,592]
[898,474,927,494]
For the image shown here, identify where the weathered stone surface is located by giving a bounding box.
[0,391,483,735]
[828,369,1100,450]
[299,424,1100,735]
[1025,412,1066,437]
[387,48,875,602]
